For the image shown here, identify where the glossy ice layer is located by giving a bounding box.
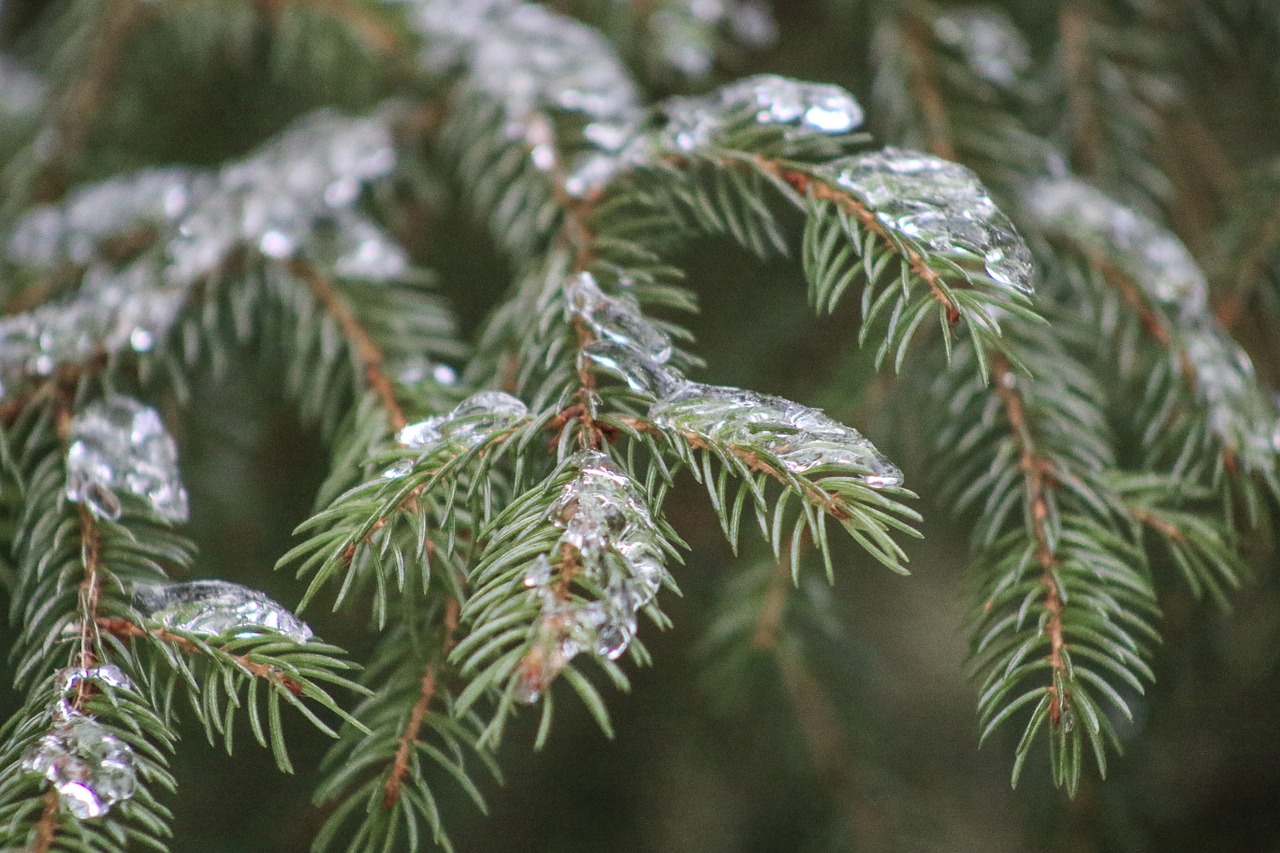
[133,579,313,642]
[832,147,1034,293]
[65,396,189,522]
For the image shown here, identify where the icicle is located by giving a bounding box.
[565,271,673,363]
[580,341,684,398]
[21,715,137,819]
[1019,177,1206,318]
[932,7,1031,87]
[831,147,1034,294]
[397,390,528,454]
[649,381,903,488]
[133,579,313,642]
[65,396,189,523]
[659,74,864,153]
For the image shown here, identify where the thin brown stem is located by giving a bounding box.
[289,258,408,432]
[1060,2,1101,178]
[992,356,1066,724]
[97,617,305,695]
[35,0,146,202]
[751,558,792,651]
[31,790,61,853]
[900,8,958,161]
[382,598,460,808]
[1216,195,1280,329]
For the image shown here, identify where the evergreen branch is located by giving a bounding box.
[313,601,495,853]
[288,258,410,432]
[24,0,148,204]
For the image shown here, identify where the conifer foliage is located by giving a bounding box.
[0,0,1278,849]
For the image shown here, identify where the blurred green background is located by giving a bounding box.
[3,0,1280,850]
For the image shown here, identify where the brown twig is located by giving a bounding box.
[750,557,792,651]
[34,0,146,202]
[900,8,958,161]
[1059,2,1102,179]
[383,597,461,808]
[289,258,408,432]
[97,616,305,695]
[1216,194,1280,330]
[992,356,1067,724]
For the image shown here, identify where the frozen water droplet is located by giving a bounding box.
[832,147,1034,294]
[660,74,863,153]
[565,271,673,363]
[382,459,413,480]
[933,7,1031,86]
[55,665,133,696]
[21,714,137,819]
[524,554,554,588]
[398,420,441,448]
[133,579,312,642]
[129,327,155,353]
[398,391,529,454]
[258,229,296,259]
[580,341,683,398]
[66,396,190,523]
[1019,178,1205,318]
[433,364,458,386]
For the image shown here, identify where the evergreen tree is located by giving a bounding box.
[0,0,1278,850]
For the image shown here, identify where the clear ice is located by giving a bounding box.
[566,271,673,363]
[932,7,1031,86]
[396,390,529,454]
[649,382,902,488]
[659,74,864,153]
[1,108,409,393]
[828,147,1034,293]
[580,341,684,398]
[133,579,313,642]
[1019,177,1207,319]
[516,450,668,702]
[65,396,189,523]
[1181,326,1280,469]
[21,714,137,820]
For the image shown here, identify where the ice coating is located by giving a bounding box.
[65,396,189,523]
[1181,326,1280,467]
[0,108,409,394]
[8,168,208,268]
[647,0,778,79]
[1019,177,1207,318]
[649,382,902,488]
[660,74,864,153]
[831,147,1034,293]
[566,271,673,363]
[21,715,137,819]
[396,390,529,454]
[516,450,668,703]
[55,665,133,697]
[580,340,684,398]
[468,5,640,127]
[932,7,1031,86]
[133,579,313,642]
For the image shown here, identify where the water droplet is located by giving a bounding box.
[132,579,313,642]
[55,665,133,696]
[21,714,137,819]
[831,147,1034,294]
[129,327,155,353]
[382,459,414,480]
[580,341,684,398]
[66,396,189,523]
[1019,178,1205,317]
